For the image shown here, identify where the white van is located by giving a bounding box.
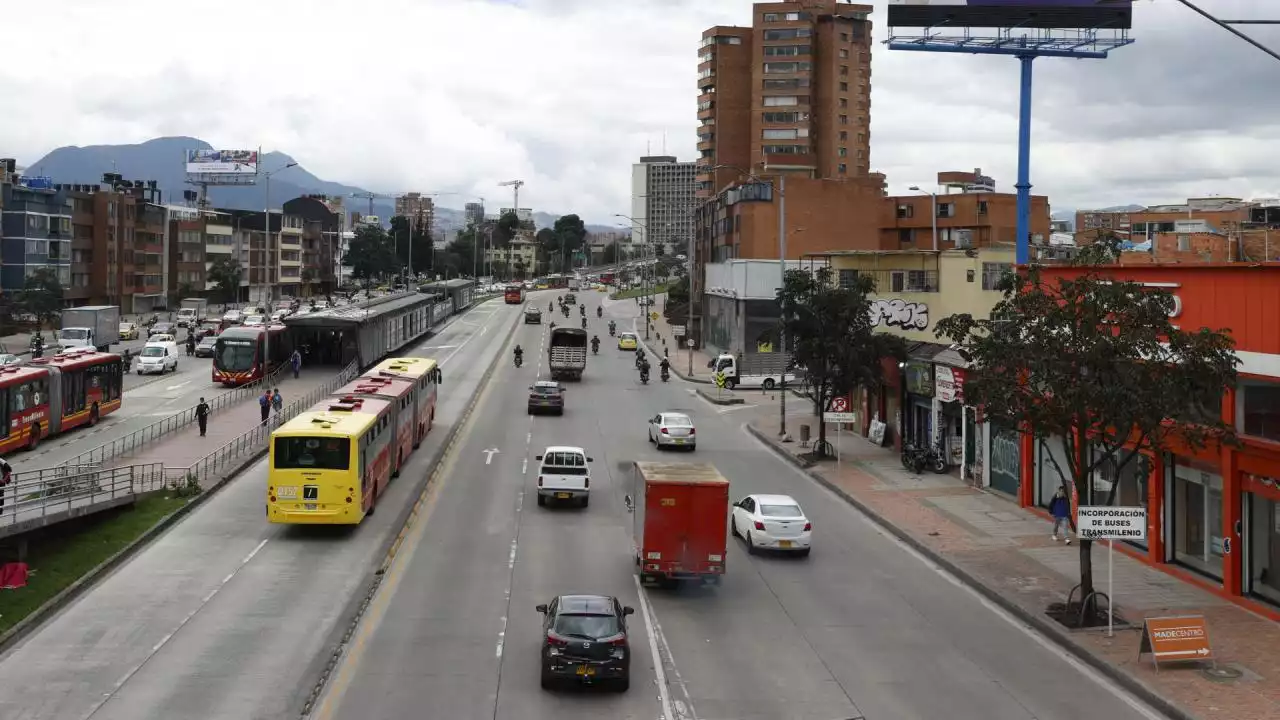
[137,341,179,375]
[534,446,593,508]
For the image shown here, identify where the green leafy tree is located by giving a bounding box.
[602,241,620,265]
[389,215,434,275]
[552,214,587,271]
[778,267,906,456]
[494,211,521,247]
[206,257,242,304]
[934,255,1239,621]
[19,267,64,329]
[343,224,399,287]
[535,227,558,274]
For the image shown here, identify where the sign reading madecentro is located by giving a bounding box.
[1076,505,1147,540]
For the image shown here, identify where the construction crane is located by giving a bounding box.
[349,191,402,217]
[498,179,524,217]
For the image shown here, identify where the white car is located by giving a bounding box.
[136,342,179,374]
[222,309,243,323]
[647,412,695,451]
[730,493,811,556]
[243,314,266,327]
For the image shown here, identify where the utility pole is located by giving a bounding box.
[777,173,788,439]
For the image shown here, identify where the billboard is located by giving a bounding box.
[185,149,259,175]
[888,1,1133,30]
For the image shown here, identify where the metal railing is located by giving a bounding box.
[0,463,167,537]
[60,360,292,471]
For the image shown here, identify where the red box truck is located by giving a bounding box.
[629,461,730,587]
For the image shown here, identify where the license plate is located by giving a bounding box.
[276,487,298,499]
[576,666,595,676]
[304,503,318,511]
[556,492,571,499]
[673,439,684,444]
[778,540,793,548]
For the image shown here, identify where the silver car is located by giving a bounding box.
[647,412,695,450]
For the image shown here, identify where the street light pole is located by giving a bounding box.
[777,173,788,438]
[910,185,939,250]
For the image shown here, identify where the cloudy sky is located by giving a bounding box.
[1,0,1278,223]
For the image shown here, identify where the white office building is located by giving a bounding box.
[629,155,696,256]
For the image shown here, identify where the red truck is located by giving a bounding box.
[628,461,729,587]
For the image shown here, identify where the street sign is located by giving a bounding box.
[827,395,852,413]
[1139,616,1213,668]
[1076,506,1147,541]
[671,325,686,337]
[650,311,659,321]
[823,412,856,423]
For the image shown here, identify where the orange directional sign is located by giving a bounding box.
[1139,615,1213,668]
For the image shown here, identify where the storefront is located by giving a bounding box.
[932,355,968,473]
[1021,263,1280,609]
[901,348,938,448]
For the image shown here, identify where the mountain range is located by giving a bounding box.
[20,136,610,235]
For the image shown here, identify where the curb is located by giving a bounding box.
[0,445,269,655]
[296,301,521,717]
[0,300,500,658]
[696,388,744,405]
[744,422,1202,720]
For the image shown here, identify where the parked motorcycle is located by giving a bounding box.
[901,441,948,474]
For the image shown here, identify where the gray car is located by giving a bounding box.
[647,412,695,450]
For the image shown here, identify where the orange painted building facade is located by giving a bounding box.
[1012,264,1280,609]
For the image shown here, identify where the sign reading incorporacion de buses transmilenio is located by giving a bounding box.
[1075,506,1147,540]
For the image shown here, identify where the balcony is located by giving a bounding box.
[855,269,941,294]
[762,152,815,169]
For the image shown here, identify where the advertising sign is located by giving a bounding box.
[186,149,259,175]
[888,1,1133,30]
[1076,505,1147,540]
[1138,616,1213,668]
[935,366,966,403]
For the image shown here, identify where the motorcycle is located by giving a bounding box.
[609,325,616,337]
[639,368,650,384]
[581,317,587,329]
[901,441,948,475]
[596,307,602,318]
[514,354,523,368]
[592,344,599,355]
[660,366,670,382]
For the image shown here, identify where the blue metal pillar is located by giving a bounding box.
[1015,54,1035,265]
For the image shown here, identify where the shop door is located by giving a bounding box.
[989,424,1021,496]
[964,407,977,476]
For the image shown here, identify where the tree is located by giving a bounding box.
[206,257,242,304]
[494,211,521,247]
[778,267,906,455]
[602,241,620,265]
[933,251,1238,622]
[19,268,63,329]
[389,215,434,276]
[553,214,587,271]
[343,224,399,287]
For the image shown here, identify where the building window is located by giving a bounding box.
[978,200,988,216]
[1177,234,1191,251]
[840,65,849,76]
[937,203,955,218]
[1171,457,1225,578]
[839,130,848,141]
[763,128,799,140]
[896,205,914,219]
[837,163,847,174]
[839,81,848,91]
[763,28,812,41]
[841,32,850,42]
[838,269,857,288]
[762,144,810,155]
[763,62,810,74]
[981,262,1013,290]
[764,45,810,57]
[1239,380,1280,442]
[763,78,810,90]
[839,98,848,108]
[763,95,800,107]
[898,229,914,244]
[838,115,848,125]
[836,147,846,158]
[763,111,807,123]
[839,48,849,59]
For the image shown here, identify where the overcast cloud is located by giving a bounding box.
[1,0,1278,223]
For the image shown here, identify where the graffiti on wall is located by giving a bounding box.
[869,298,929,330]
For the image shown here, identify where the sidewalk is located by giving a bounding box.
[107,372,335,471]
[741,395,1279,720]
[616,293,716,384]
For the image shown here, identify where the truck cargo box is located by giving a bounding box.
[629,461,729,586]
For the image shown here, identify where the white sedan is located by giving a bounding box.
[730,494,811,556]
[647,412,696,450]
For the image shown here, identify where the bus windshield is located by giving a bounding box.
[216,340,257,372]
[274,436,350,470]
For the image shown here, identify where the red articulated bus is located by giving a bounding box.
[1,349,124,452]
[504,284,526,304]
[213,324,292,386]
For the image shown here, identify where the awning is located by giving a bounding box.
[907,341,949,362]
[932,346,971,369]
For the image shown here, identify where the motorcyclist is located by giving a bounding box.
[579,305,585,317]
[608,320,616,336]
[635,347,646,369]
[186,333,196,356]
[596,306,602,318]
[581,317,587,329]
[590,335,600,353]
[659,355,670,380]
[638,356,651,383]
[548,301,553,312]
[513,344,524,366]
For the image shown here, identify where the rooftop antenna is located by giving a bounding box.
[662,131,667,155]
[646,139,651,155]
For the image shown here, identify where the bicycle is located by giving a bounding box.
[811,439,835,459]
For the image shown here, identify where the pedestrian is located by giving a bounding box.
[259,390,271,426]
[290,349,302,379]
[1049,486,1072,544]
[196,397,210,437]
[0,456,10,513]
[271,388,283,419]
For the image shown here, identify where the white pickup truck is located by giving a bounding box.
[534,446,594,508]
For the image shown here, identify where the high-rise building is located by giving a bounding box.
[464,201,485,227]
[630,156,697,256]
[395,192,435,237]
[695,1,875,198]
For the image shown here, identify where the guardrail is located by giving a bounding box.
[59,360,292,472]
[0,463,167,538]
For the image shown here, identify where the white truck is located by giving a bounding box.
[708,352,797,390]
[176,298,208,328]
[60,305,121,352]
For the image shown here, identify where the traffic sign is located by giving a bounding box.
[650,311,659,321]
[1139,616,1213,668]
[1076,506,1147,541]
[671,325,686,337]
[823,412,855,423]
[827,395,852,413]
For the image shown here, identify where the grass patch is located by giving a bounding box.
[0,494,189,634]
[611,284,670,300]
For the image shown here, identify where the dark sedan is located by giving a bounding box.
[527,380,564,415]
[537,594,633,691]
[525,308,542,324]
[149,321,176,338]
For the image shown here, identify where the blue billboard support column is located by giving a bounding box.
[1015,54,1034,266]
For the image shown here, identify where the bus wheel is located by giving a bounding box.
[89,404,100,426]
[393,450,403,478]
[413,424,422,449]
[366,488,377,517]
[27,424,41,451]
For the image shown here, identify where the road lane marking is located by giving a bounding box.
[83,538,269,720]
[746,425,1169,720]
[631,575,693,720]
[483,448,500,464]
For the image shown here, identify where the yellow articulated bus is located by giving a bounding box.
[267,395,395,525]
[367,357,442,444]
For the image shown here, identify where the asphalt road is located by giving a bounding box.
[313,290,1167,720]
[0,297,525,720]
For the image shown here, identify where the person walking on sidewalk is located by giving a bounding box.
[290,349,302,379]
[196,397,210,437]
[271,388,283,423]
[259,390,271,426]
[0,457,11,513]
[1049,487,1072,544]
